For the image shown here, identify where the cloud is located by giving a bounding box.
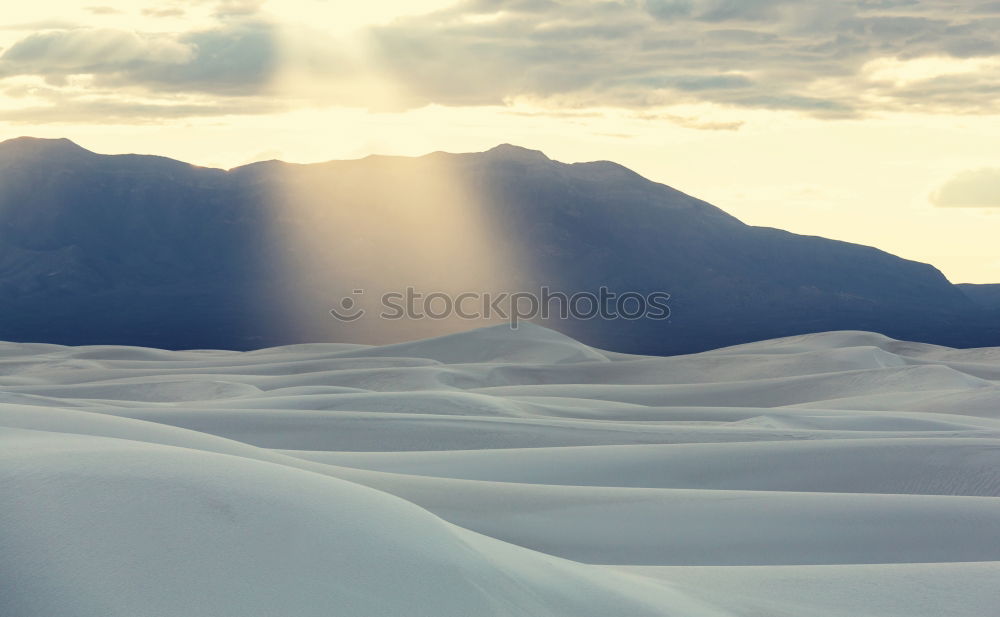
[142,7,186,18]
[368,0,1000,116]
[0,71,285,124]
[212,0,266,19]
[931,168,1000,207]
[3,0,999,122]
[135,25,280,94]
[140,0,264,20]
[0,15,365,122]
[0,29,196,74]
[0,23,282,95]
[644,0,693,20]
[639,112,745,130]
[0,97,283,124]
[693,0,799,22]
[84,6,123,15]
[0,20,81,31]
[974,1,1000,12]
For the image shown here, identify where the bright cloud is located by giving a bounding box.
[932,168,1000,207]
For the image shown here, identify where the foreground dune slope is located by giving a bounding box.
[3,324,1000,616]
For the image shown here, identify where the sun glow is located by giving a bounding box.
[258,149,521,342]
[862,56,1000,87]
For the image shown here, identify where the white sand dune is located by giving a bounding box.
[3,324,1000,616]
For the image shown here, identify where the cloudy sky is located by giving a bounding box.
[2,0,999,282]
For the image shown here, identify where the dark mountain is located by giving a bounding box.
[1,136,997,354]
[959,284,1000,308]
[958,284,1000,332]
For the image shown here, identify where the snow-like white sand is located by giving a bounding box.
[3,324,999,616]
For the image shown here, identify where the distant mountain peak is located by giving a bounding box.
[0,136,92,157]
[484,143,550,162]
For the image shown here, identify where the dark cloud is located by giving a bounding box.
[694,0,799,22]
[667,74,754,90]
[883,72,1000,113]
[135,25,280,94]
[932,169,1000,207]
[0,23,281,95]
[732,95,855,114]
[644,0,693,20]
[0,28,196,75]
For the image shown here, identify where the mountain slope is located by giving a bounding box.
[0,137,995,353]
[959,283,1000,309]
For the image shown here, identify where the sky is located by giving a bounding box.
[1,0,999,283]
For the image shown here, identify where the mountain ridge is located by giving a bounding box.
[0,136,994,354]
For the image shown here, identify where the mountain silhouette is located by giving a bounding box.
[1,137,996,353]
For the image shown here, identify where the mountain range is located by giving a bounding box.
[1,136,997,354]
